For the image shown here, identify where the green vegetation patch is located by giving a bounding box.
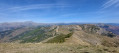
[46,33,73,43]
[12,27,53,43]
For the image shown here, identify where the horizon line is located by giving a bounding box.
[0,21,119,24]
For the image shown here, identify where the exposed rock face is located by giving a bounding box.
[98,24,119,35]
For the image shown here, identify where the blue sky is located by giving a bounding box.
[0,0,119,23]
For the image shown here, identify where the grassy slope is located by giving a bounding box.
[0,43,119,53]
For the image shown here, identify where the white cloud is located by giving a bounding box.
[115,3,119,7]
[102,0,119,9]
[3,4,70,12]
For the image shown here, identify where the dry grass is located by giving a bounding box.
[0,43,119,53]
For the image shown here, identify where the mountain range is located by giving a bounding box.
[0,22,119,47]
